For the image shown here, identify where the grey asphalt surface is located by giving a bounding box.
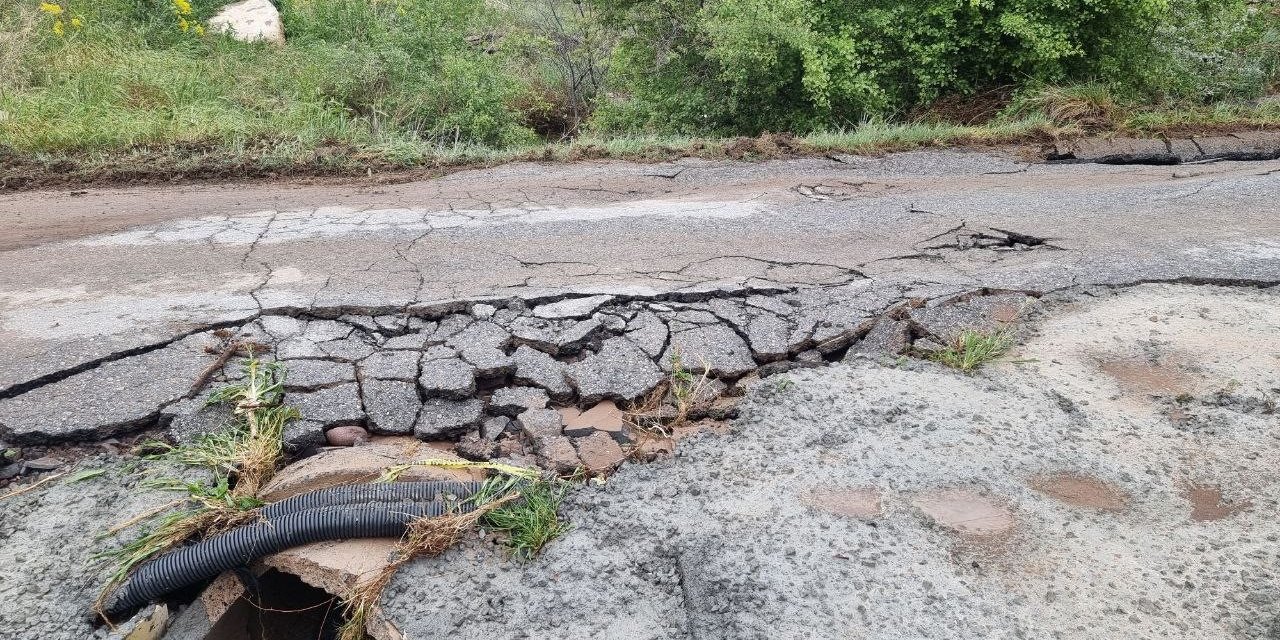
[2,151,1278,395]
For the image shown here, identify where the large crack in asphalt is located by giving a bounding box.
[3,277,1277,479]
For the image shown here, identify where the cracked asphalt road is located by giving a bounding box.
[2,151,1278,396]
[2,149,1280,640]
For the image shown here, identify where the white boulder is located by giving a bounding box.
[208,0,285,45]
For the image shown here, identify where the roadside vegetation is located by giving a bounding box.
[1,0,1277,183]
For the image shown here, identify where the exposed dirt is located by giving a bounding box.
[1182,483,1253,522]
[1028,472,1129,512]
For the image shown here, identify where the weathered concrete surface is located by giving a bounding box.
[0,459,208,640]
[378,284,1280,640]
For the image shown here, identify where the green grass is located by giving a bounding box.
[473,476,569,559]
[928,330,1015,373]
[1,0,1276,188]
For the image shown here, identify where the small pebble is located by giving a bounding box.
[325,425,370,447]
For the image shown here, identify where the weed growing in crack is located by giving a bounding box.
[93,354,296,614]
[928,330,1014,372]
[627,347,713,435]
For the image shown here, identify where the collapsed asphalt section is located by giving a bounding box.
[1,282,1276,639]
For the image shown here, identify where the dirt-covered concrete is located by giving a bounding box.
[376,283,1280,640]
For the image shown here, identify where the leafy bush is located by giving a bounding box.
[592,0,1180,135]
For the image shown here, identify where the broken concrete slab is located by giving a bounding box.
[517,408,563,442]
[509,316,603,355]
[532,295,614,319]
[282,358,356,390]
[624,310,669,358]
[907,293,1033,343]
[663,324,756,378]
[535,435,581,474]
[1052,137,1177,164]
[568,338,663,403]
[288,383,365,428]
[359,350,420,381]
[848,318,912,357]
[418,350,477,399]
[362,379,421,436]
[282,419,327,455]
[162,394,234,445]
[446,321,514,378]
[259,437,481,501]
[488,386,550,417]
[560,400,626,438]
[414,398,485,439]
[512,345,574,400]
[316,336,377,362]
[0,333,218,445]
[572,432,626,475]
[208,0,285,45]
[480,416,512,440]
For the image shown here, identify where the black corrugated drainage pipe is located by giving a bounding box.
[99,481,486,623]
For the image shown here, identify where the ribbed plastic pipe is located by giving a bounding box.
[260,481,484,520]
[102,498,475,621]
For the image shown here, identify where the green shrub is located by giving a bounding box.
[592,0,1174,135]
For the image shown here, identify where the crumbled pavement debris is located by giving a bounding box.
[376,283,1280,640]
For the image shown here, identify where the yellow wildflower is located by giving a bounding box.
[39,2,63,15]
[172,0,192,15]
[52,19,64,35]
[178,16,189,32]
[70,16,83,29]
[193,24,205,36]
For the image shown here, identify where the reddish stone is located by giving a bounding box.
[325,425,369,447]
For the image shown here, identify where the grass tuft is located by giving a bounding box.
[337,473,565,640]
[927,330,1015,373]
[94,353,296,618]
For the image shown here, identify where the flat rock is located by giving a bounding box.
[360,350,420,381]
[560,400,626,438]
[569,338,663,403]
[455,438,499,461]
[288,383,365,428]
[572,432,627,474]
[535,436,581,474]
[208,0,285,45]
[260,438,480,502]
[418,352,476,399]
[489,387,550,417]
[0,333,218,445]
[414,398,485,439]
[362,379,421,436]
[282,359,356,390]
[532,295,614,319]
[512,345,573,400]
[662,325,756,378]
